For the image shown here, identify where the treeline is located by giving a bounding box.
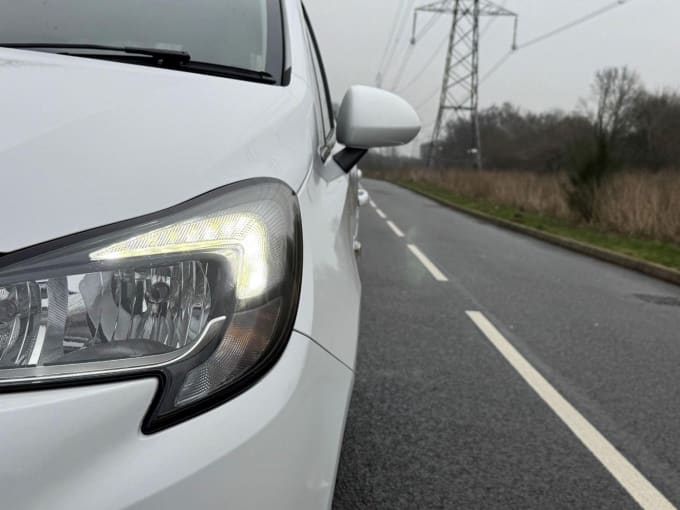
[365,67,680,223]
[429,68,680,173]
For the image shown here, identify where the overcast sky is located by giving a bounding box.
[304,0,680,154]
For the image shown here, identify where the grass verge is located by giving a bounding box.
[397,179,680,273]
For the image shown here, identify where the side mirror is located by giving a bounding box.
[333,86,421,172]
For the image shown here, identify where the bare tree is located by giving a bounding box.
[565,67,642,221]
[591,67,642,144]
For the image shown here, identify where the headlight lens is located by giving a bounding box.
[0,180,301,432]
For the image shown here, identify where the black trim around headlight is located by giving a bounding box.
[0,178,303,433]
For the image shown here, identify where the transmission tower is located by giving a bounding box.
[412,0,517,168]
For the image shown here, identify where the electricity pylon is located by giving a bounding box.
[412,0,517,168]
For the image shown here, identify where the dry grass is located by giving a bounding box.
[595,170,680,243]
[370,167,570,218]
[370,167,680,244]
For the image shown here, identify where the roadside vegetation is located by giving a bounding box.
[369,168,680,271]
[364,66,680,271]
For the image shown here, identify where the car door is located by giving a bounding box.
[302,6,360,247]
[295,7,362,368]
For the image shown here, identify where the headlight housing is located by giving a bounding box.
[0,179,302,432]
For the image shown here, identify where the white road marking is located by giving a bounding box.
[466,311,675,510]
[386,221,405,238]
[369,200,377,208]
[376,208,387,219]
[407,244,449,282]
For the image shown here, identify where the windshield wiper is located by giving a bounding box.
[0,43,191,64]
[0,42,276,83]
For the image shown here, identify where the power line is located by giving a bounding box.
[397,31,450,93]
[479,0,637,85]
[391,45,417,90]
[413,11,442,41]
[480,0,508,36]
[389,2,446,92]
[517,0,634,50]
[392,10,445,91]
[480,50,512,83]
[394,7,454,94]
[415,84,441,110]
[381,0,417,83]
[377,0,408,76]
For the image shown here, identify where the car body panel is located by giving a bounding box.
[294,161,361,370]
[0,332,353,510]
[0,46,316,253]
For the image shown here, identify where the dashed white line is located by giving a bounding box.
[466,311,675,510]
[370,198,448,283]
[407,244,448,282]
[386,221,405,238]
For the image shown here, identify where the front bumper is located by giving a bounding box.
[0,331,354,510]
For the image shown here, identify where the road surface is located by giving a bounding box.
[333,179,680,510]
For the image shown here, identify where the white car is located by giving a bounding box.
[0,1,419,509]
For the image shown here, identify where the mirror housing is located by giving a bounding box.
[334,86,421,172]
[337,86,421,149]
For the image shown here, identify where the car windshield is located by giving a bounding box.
[0,0,283,81]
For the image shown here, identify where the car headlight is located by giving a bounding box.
[0,179,302,432]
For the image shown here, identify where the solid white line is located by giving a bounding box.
[465,311,675,510]
[376,208,387,219]
[386,220,405,238]
[407,244,448,282]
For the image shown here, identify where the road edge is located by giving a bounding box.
[395,181,680,287]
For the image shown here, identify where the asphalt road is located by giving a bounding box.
[333,179,680,510]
